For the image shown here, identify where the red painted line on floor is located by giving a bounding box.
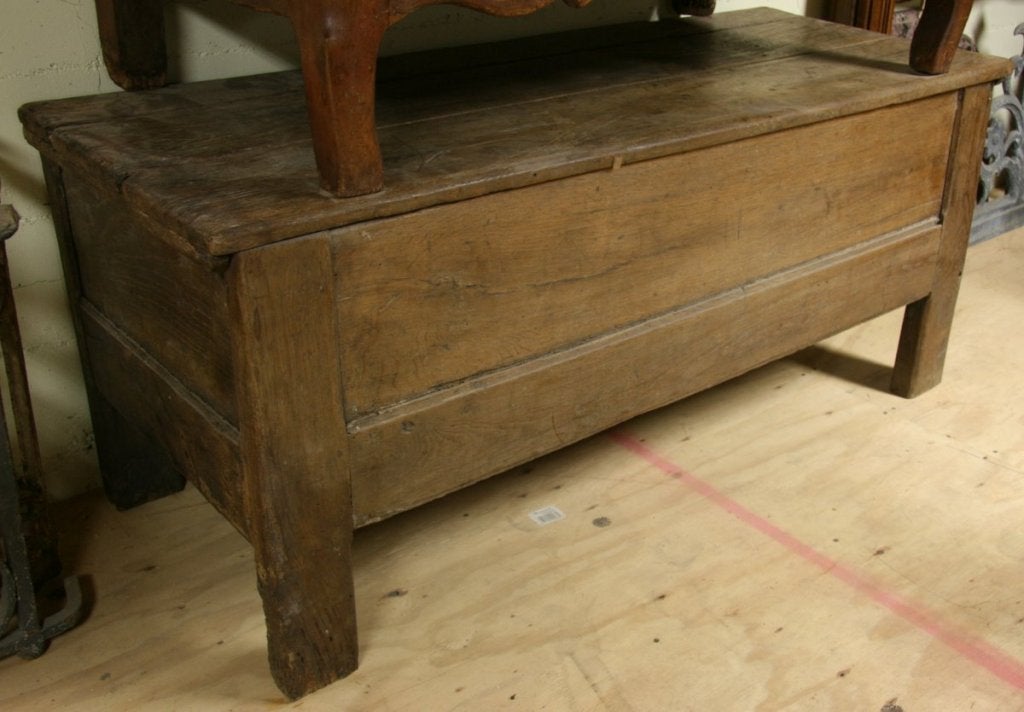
[608,429,1024,691]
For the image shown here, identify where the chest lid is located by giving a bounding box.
[19,8,1009,258]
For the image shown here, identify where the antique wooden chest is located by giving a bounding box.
[20,8,1008,698]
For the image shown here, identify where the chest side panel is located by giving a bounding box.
[334,94,957,420]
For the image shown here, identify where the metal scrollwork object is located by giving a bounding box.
[973,24,1024,243]
[0,180,83,660]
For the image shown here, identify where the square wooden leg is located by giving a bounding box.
[890,83,992,397]
[228,237,358,699]
[89,394,186,509]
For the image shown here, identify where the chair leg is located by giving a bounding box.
[93,0,168,89]
[290,0,389,196]
[910,0,973,75]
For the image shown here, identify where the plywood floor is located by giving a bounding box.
[4,227,1024,711]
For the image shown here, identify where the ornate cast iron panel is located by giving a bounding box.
[973,23,1024,244]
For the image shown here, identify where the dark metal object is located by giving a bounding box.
[972,23,1024,244]
[0,183,83,660]
[0,418,83,659]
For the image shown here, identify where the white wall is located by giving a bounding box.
[0,0,1018,499]
[967,0,1023,59]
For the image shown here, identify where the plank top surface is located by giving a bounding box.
[20,8,1009,257]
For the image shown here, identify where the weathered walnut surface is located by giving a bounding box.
[92,0,975,195]
[24,10,1003,257]
[21,8,1010,700]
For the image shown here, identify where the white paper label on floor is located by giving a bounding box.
[529,505,566,526]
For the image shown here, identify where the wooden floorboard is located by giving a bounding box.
[4,227,1024,710]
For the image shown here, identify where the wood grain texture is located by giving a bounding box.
[334,95,955,416]
[862,0,896,34]
[93,0,597,194]
[20,10,1009,257]
[5,228,1024,710]
[64,173,236,424]
[349,224,941,522]
[291,0,388,195]
[829,0,896,33]
[910,0,974,75]
[891,84,994,396]
[20,9,1009,698]
[87,0,974,192]
[290,0,595,194]
[41,160,187,509]
[228,237,357,698]
[80,304,243,532]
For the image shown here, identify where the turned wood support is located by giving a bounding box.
[291,0,389,196]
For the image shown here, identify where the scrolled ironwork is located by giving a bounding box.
[0,181,83,660]
[973,24,1024,243]
[979,25,1024,204]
